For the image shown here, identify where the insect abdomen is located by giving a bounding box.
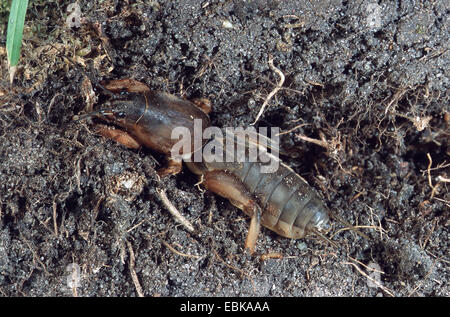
[232,161,330,239]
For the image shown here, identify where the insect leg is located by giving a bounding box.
[96,124,141,149]
[157,158,183,177]
[201,170,263,254]
[245,203,262,254]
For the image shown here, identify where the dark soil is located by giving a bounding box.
[0,0,448,297]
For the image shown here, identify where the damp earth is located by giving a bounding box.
[0,0,448,296]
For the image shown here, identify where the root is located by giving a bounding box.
[343,258,394,297]
[126,241,144,297]
[425,153,449,204]
[156,188,195,232]
[251,57,285,125]
[160,239,201,259]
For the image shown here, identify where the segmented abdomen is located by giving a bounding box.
[231,161,330,239]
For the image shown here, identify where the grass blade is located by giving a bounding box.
[6,0,29,83]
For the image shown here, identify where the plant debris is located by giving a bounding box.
[0,0,448,297]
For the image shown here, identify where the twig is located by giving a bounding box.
[251,58,285,125]
[156,188,195,232]
[126,241,144,297]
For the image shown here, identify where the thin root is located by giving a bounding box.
[343,259,394,297]
[310,227,338,248]
[212,249,253,285]
[52,200,58,237]
[426,153,434,197]
[251,57,285,125]
[296,134,329,149]
[156,188,195,232]
[331,225,384,240]
[126,241,144,297]
[160,239,201,259]
[426,153,447,200]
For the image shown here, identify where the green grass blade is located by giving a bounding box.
[6,0,29,67]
